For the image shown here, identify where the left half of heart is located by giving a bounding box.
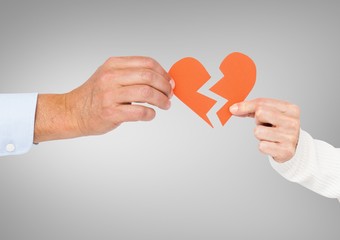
[169,57,217,127]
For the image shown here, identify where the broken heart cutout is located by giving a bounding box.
[169,52,256,127]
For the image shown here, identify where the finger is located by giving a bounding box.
[254,105,281,127]
[230,98,300,118]
[249,98,300,118]
[254,125,294,143]
[258,141,295,163]
[254,98,300,118]
[107,68,173,98]
[254,106,300,133]
[115,104,156,122]
[115,85,171,110]
[229,101,257,117]
[104,56,171,82]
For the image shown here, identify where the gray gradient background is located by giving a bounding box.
[0,0,339,239]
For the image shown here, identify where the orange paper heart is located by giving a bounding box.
[169,52,256,127]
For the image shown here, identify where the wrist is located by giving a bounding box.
[34,93,82,143]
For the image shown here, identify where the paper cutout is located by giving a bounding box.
[169,52,256,127]
[168,58,217,127]
[210,52,257,125]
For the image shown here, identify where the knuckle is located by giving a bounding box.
[142,57,157,69]
[134,107,155,121]
[97,61,119,79]
[292,120,299,129]
[289,120,300,131]
[135,107,148,119]
[101,71,118,83]
[292,104,301,117]
[140,85,154,98]
[255,106,265,119]
[288,132,296,141]
[96,69,121,86]
[140,70,154,83]
[285,134,296,146]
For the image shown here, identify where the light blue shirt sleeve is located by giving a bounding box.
[0,93,38,157]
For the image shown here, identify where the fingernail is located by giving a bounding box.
[170,79,175,89]
[229,104,238,113]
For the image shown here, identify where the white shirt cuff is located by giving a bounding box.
[0,93,38,156]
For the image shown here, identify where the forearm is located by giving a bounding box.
[33,93,81,143]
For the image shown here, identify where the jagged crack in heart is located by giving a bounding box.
[197,61,228,128]
[169,52,256,127]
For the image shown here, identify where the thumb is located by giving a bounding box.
[229,102,256,117]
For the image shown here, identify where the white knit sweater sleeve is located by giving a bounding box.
[269,129,340,201]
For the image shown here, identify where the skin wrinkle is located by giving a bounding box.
[33,56,174,142]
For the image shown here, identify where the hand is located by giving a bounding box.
[34,56,174,143]
[230,98,300,163]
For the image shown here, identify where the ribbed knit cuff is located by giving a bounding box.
[269,129,340,200]
[269,129,313,182]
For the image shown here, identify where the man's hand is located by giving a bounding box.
[230,98,300,163]
[34,56,174,143]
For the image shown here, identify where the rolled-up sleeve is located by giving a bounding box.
[0,93,38,157]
